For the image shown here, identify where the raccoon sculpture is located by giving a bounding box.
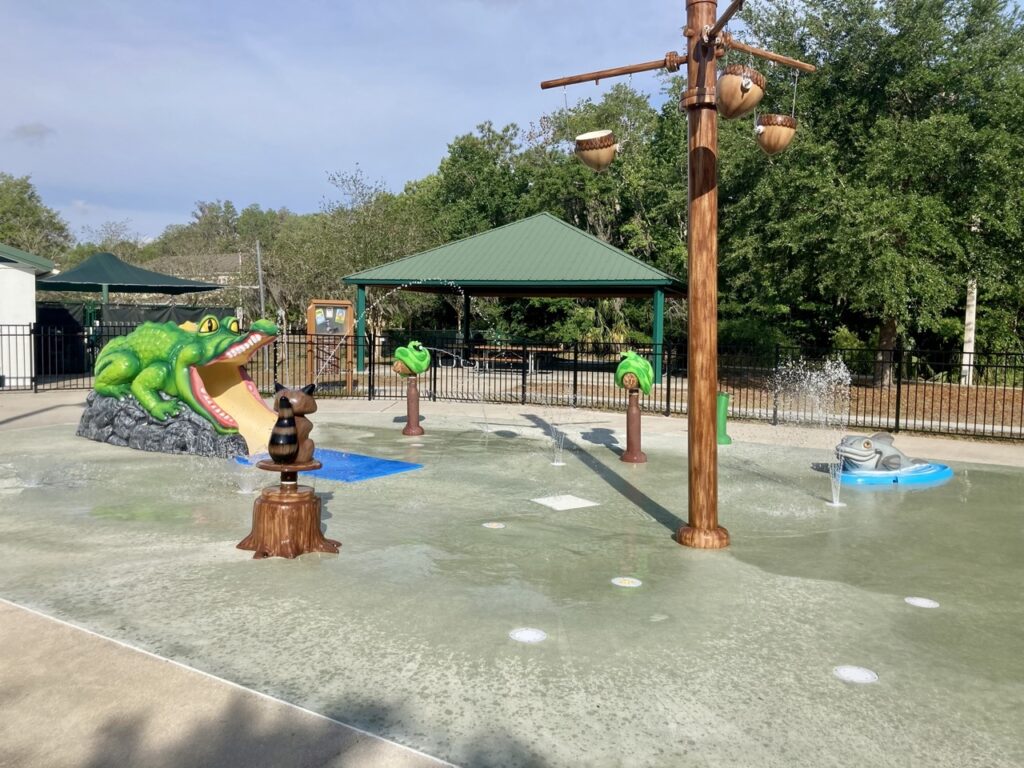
[272,382,318,464]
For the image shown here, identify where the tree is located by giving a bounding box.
[237,204,292,253]
[520,84,663,253]
[0,173,73,261]
[321,168,443,333]
[63,220,147,268]
[431,122,530,242]
[731,0,1024,368]
[257,213,341,323]
[147,200,243,261]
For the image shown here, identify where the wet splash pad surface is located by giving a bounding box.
[2,416,1023,768]
[237,448,422,483]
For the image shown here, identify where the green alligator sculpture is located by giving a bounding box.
[93,315,278,443]
[393,340,431,376]
[614,350,654,395]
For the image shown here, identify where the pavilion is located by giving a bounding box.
[342,213,684,378]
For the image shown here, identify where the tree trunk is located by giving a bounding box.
[875,317,899,387]
[960,278,977,386]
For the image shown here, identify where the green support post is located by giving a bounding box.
[652,288,665,381]
[356,285,366,373]
[717,391,732,445]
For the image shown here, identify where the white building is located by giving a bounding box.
[0,242,56,389]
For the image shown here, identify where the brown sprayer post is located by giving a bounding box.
[541,0,814,549]
[403,375,425,437]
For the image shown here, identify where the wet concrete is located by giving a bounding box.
[1,390,1023,767]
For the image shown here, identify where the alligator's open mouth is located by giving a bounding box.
[187,332,277,453]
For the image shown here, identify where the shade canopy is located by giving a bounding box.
[37,251,221,297]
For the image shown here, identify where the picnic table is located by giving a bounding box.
[471,345,562,374]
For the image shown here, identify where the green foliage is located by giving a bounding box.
[831,325,867,352]
[62,220,147,268]
[433,122,529,241]
[728,0,1024,350]
[0,173,72,261]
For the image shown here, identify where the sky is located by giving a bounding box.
[3,0,685,241]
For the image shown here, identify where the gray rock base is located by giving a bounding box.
[77,391,249,458]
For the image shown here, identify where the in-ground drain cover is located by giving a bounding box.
[532,494,599,511]
[904,596,940,608]
[611,577,642,588]
[482,522,506,529]
[833,666,878,684]
[509,628,547,643]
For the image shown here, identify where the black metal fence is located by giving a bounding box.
[3,324,1022,440]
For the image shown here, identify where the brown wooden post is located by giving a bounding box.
[403,375,425,436]
[621,389,647,463]
[677,0,729,548]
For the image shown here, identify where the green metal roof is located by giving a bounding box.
[343,213,683,297]
[37,251,221,295]
[0,242,55,274]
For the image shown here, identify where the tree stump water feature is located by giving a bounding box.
[237,386,339,559]
[237,460,340,559]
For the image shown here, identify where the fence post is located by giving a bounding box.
[430,354,438,402]
[664,343,672,416]
[771,344,779,425]
[272,338,279,390]
[893,339,903,433]
[30,323,39,393]
[364,331,372,399]
[521,342,528,405]
[572,342,579,407]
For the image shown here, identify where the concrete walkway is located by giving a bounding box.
[1,389,1021,768]
[0,599,452,768]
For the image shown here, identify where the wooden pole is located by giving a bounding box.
[720,34,817,73]
[677,0,729,549]
[541,53,682,90]
[537,2,814,551]
[707,0,744,40]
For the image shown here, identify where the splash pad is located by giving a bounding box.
[2,396,1020,768]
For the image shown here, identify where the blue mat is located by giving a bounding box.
[237,448,422,483]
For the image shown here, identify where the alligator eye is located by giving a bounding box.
[198,316,219,335]
[227,318,241,334]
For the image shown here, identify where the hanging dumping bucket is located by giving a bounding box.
[717,391,732,445]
